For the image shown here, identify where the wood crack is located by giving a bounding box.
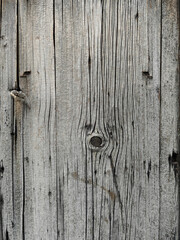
[0,0,2,36]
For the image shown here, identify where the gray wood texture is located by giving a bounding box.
[0,1,17,239]
[0,0,179,239]
[160,0,179,239]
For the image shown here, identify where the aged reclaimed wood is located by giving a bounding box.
[55,1,161,239]
[0,1,17,239]
[18,0,57,239]
[160,0,180,239]
[0,0,179,239]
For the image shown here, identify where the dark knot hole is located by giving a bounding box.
[90,136,103,148]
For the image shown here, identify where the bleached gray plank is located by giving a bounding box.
[160,0,179,239]
[18,0,57,239]
[0,1,17,239]
[0,1,179,239]
[55,1,162,239]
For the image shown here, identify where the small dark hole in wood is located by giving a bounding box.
[23,71,31,76]
[0,163,4,174]
[90,136,103,148]
[0,194,4,205]
[135,12,139,19]
[20,71,31,77]
[6,229,9,240]
[142,71,149,76]
[142,71,153,79]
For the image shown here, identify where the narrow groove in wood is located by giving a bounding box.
[53,1,59,239]
[85,145,88,240]
[0,0,2,36]
[178,0,180,237]
[11,99,15,222]
[22,112,25,240]
[159,0,163,238]
[16,0,20,90]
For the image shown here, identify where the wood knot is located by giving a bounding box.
[90,136,102,147]
[87,133,105,151]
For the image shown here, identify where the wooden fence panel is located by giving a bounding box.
[0,0,179,239]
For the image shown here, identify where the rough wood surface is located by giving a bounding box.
[0,1,17,239]
[55,1,161,239]
[0,0,179,239]
[160,0,179,239]
[18,0,57,239]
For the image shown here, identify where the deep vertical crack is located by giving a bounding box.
[16,1,25,239]
[53,0,58,238]
[16,0,20,90]
[159,0,163,238]
[22,109,25,240]
[0,0,2,37]
[177,0,180,238]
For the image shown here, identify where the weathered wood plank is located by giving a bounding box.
[0,1,17,239]
[55,0,162,239]
[18,0,57,239]
[0,1,179,239]
[160,0,179,239]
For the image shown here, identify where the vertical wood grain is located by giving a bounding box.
[55,0,162,239]
[18,0,57,239]
[0,0,179,239]
[160,0,179,239]
[0,1,17,239]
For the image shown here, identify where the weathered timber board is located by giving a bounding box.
[0,0,179,239]
[0,1,17,239]
[160,0,179,239]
